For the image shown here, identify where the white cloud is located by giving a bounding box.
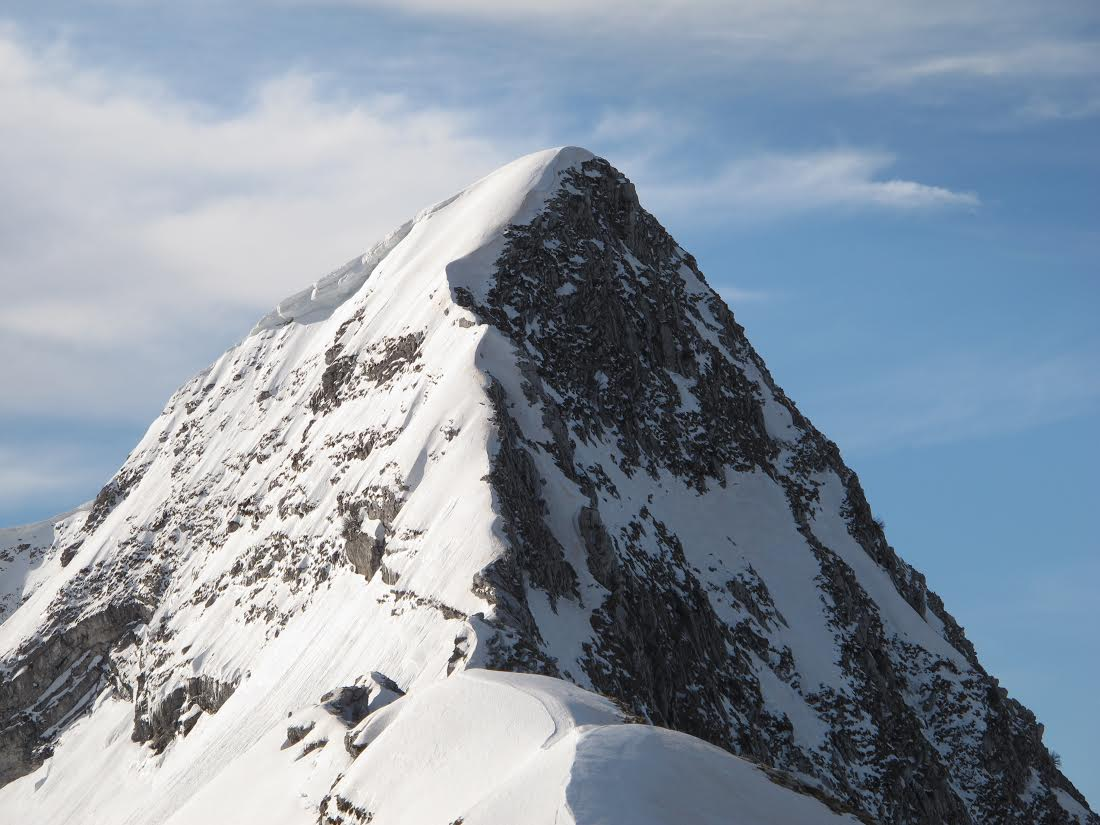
[0,28,514,419]
[643,149,978,220]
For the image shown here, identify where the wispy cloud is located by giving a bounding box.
[317,0,1100,107]
[643,149,978,220]
[877,41,1100,86]
[718,286,775,305]
[591,109,670,144]
[1015,95,1100,122]
[810,350,1100,453]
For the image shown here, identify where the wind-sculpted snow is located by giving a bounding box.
[0,147,1093,825]
[317,671,868,825]
[250,221,414,335]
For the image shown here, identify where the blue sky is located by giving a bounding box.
[1,0,1097,801]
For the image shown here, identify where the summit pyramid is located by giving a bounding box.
[0,148,1093,825]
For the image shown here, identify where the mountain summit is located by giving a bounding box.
[0,148,1094,825]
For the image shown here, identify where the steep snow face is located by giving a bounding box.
[0,147,1094,825]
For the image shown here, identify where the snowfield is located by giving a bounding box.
[1,670,863,825]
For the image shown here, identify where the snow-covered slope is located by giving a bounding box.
[0,147,1094,825]
[0,669,865,825]
[0,505,89,625]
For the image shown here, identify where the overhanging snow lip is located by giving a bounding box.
[248,146,597,338]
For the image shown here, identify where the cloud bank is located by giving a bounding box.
[0,28,512,420]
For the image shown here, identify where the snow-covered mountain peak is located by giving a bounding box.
[251,145,595,335]
[0,149,1093,825]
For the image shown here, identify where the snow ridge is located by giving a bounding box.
[251,146,594,335]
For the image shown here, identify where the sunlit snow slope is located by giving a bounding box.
[0,147,1094,825]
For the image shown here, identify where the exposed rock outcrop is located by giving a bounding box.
[0,602,147,784]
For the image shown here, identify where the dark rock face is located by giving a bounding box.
[132,674,239,752]
[342,515,385,581]
[283,720,315,748]
[363,332,424,385]
[311,354,358,415]
[339,486,405,581]
[455,157,1094,825]
[82,462,151,537]
[317,793,373,825]
[485,379,579,608]
[578,506,619,590]
[321,685,371,726]
[0,602,147,785]
[311,325,424,415]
